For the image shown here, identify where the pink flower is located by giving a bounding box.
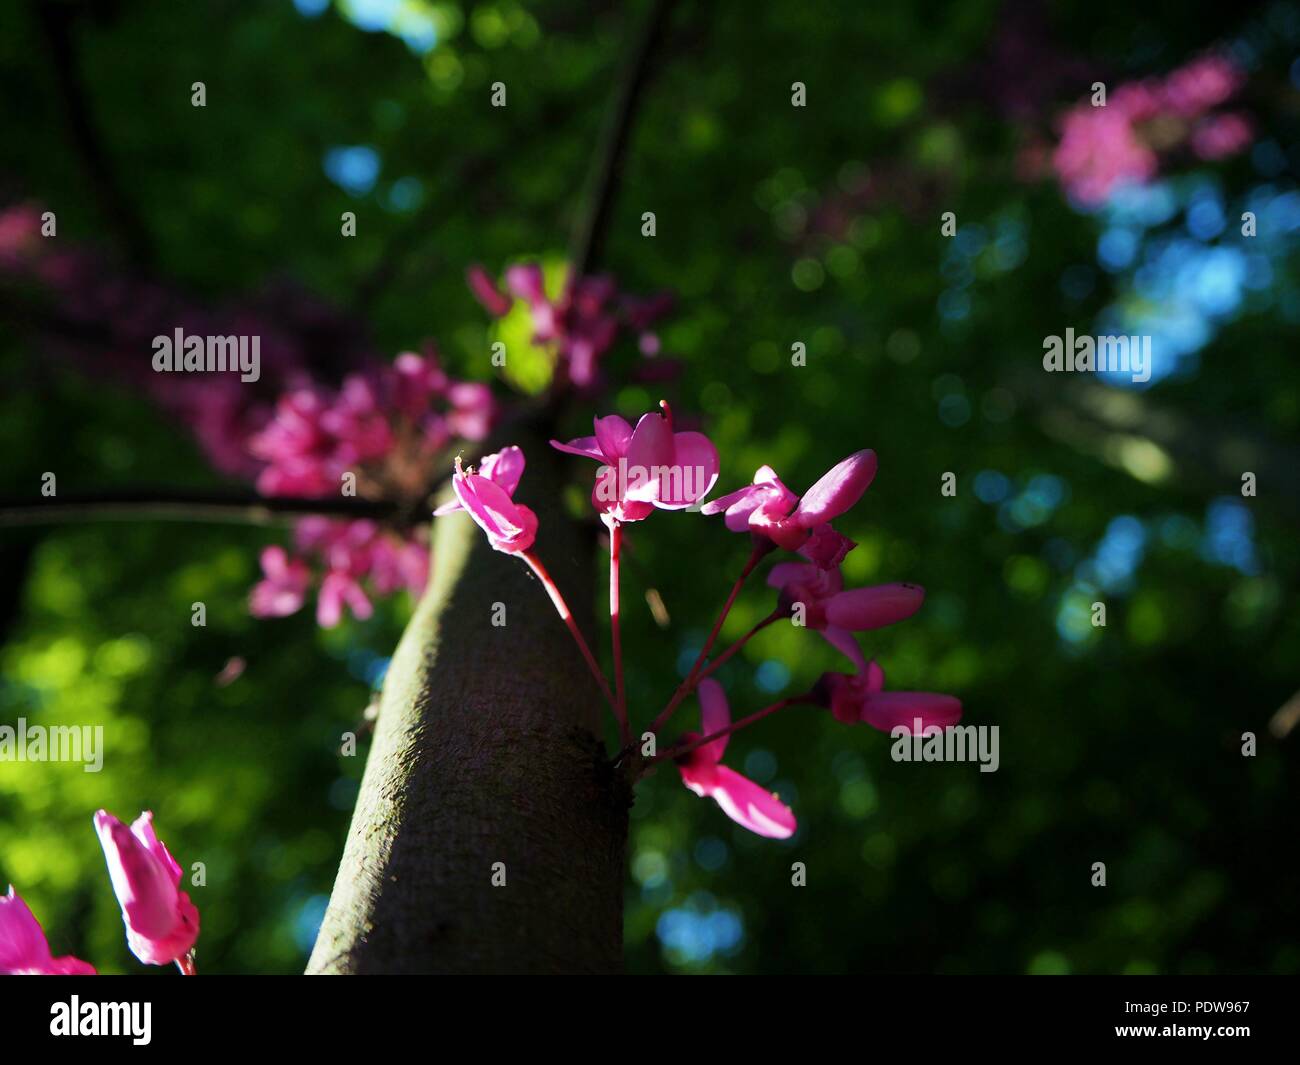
[317,570,373,627]
[465,264,512,317]
[471,262,674,392]
[0,887,96,975]
[1191,112,1253,160]
[390,351,452,416]
[767,563,925,661]
[368,535,429,596]
[249,387,338,496]
[249,545,311,617]
[551,406,719,522]
[445,382,495,442]
[1162,55,1242,117]
[675,680,796,839]
[1047,53,1251,206]
[434,445,538,554]
[813,640,961,733]
[1052,106,1158,207]
[702,450,877,555]
[797,523,857,568]
[94,810,200,967]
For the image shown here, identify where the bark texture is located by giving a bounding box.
[307,435,630,974]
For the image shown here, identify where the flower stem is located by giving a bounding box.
[697,610,781,682]
[176,952,197,976]
[522,551,623,731]
[607,519,630,744]
[653,693,815,765]
[648,544,765,736]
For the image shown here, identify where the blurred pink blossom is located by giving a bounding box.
[1048,52,1252,206]
[0,887,96,975]
[468,261,675,392]
[94,810,199,967]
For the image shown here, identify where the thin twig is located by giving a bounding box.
[652,694,815,766]
[568,0,675,278]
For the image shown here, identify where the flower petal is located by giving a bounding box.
[593,415,634,460]
[824,582,925,631]
[819,625,867,671]
[479,445,525,496]
[708,766,797,839]
[549,435,606,461]
[793,449,878,526]
[656,431,719,508]
[861,692,963,733]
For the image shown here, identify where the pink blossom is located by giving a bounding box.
[813,641,961,733]
[435,446,538,554]
[368,536,430,597]
[253,518,427,627]
[1162,55,1242,116]
[0,887,96,975]
[446,382,495,442]
[318,376,394,464]
[249,353,496,502]
[470,262,674,391]
[797,523,857,568]
[317,570,373,627]
[1191,112,1254,160]
[1048,53,1251,205]
[249,545,311,617]
[702,450,876,555]
[767,563,925,661]
[1052,106,1158,207]
[94,810,199,967]
[465,264,513,317]
[249,387,339,496]
[390,350,450,418]
[551,407,719,522]
[675,680,796,839]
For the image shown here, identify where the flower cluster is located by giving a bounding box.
[1,811,199,975]
[467,262,676,392]
[247,350,494,626]
[249,351,494,498]
[439,401,961,840]
[1048,53,1252,206]
[250,518,430,627]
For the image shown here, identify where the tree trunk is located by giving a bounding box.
[307,433,630,974]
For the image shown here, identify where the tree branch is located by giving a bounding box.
[32,0,154,267]
[568,0,674,278]
[0,488,402,528]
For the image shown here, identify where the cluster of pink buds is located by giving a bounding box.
[438,401,961,839]
[1,811,200,975]
[250,518,429,627]
[249,350,494,499]
[467,262,676,392]
[247,350,495,626]
[1044,52,1253,206]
